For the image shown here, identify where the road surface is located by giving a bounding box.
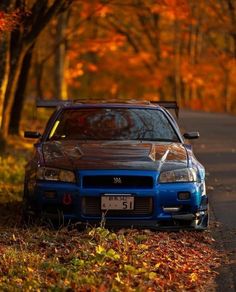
[179,110,236,291]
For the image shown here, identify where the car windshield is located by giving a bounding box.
[48,108,179,142]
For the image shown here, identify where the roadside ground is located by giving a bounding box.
[179,110,236,291]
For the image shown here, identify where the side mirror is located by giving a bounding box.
[183,132,200,140]
[24,131,41,139]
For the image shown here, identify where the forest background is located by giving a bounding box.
[0,0,236,143]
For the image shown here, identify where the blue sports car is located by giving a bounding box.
[23,100,208,230]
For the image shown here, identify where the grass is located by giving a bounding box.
[0,133,33,204]
[0,137,221,291]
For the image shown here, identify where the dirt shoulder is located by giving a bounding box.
[179,110,236,291]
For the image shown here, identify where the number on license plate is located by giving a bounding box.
[101,195,134,210]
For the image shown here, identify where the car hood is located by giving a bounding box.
[42,140,188,171]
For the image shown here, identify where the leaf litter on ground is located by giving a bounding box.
[0,226,221,291]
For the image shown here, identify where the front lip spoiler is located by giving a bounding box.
[68,218,199,231]
[172,214,195,220]
[37,212,208,231]
[44,212,196,222]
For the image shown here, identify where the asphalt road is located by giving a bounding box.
[179,110,236,291]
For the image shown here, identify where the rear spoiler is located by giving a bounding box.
[36,99,72,108]
[36,99,179,117]
[150,101,179,118]
[36,99,95,108]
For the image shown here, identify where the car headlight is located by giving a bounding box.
[159,168,197,183]
[37,167,76,183]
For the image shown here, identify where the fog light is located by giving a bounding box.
[63,193,73,205]
[178,192,191,200]
[44,191,57,199]
[163,206,181,212]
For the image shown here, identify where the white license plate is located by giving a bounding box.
[101,195,134,210]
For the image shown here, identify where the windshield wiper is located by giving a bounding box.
[139,138,179,142]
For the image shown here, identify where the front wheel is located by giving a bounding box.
[21,196,37,226]
[191,209,209,231]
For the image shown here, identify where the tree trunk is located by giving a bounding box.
[35,61,44,99]
[0,33,10,129]
[0,0,12,131]
[223,68,232,113]
[226,0,236,58]
[1,44,27,138]
[183,2,201,107]
[54,11,69,100]
[173,21,182,105]
[9,45,34,135]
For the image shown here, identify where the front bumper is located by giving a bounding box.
[27,170,208,230]
[27,186,208,229]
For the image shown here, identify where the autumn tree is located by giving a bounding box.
[64,0,236,112]
[0,0,73,139]
[0,2,20,148]
[64,0,191,101]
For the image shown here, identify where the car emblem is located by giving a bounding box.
[113,177,122,184]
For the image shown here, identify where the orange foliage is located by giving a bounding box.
[54,0,236,112]
[80,1,112,18]
[0,10,20,32]
[151,0,190,21]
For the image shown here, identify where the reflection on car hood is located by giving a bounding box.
[42,140,188,171]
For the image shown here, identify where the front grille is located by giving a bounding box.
[83,176,153,189]
[81,197,153,216]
